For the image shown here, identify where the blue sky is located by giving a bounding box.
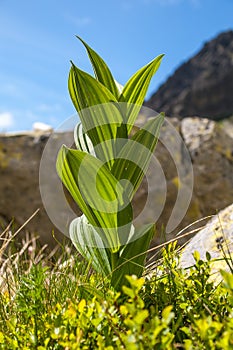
[0,0,232,132]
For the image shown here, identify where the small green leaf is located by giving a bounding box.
[193,251,200,263]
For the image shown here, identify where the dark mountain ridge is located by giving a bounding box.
[146,30,233,120]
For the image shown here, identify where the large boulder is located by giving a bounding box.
[180,203,233,282]
[0,116,232,248]
[181,117,233,216]
[139,116,233,247]
[0,131,73,247]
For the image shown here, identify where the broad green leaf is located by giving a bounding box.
[111,113,164,200]
[56,145,132,251]
[68,64,124,166]
[70,215,111,276]
[77,36,119,98]
[68,63,117,113]
[119,54,164,132]
[56,145,96,225]
[111,224,155,290]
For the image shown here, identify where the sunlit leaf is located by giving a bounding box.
[68,64,125,167]
[111,113,164,199]
[77,36,119,98]
[119,54,164,131]
[56,145,133,251]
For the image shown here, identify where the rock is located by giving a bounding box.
[146,30,233,120]
[181,117,233,217]
[0,132,74,247]
[180,203,233,282]
[137,116,233,247]
[0,116,232,249]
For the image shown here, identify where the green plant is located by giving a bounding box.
[56,37,164,290]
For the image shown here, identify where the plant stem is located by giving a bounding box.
[111,252,119,271]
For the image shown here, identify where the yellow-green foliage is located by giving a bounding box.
[1,241,233,349]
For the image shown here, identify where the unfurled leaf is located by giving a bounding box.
[111,113,164,199]
[77,36,119,98]
[68,63,117,113]
[56,145,133,251]
[69,64,125,167]
[119,54,164,131]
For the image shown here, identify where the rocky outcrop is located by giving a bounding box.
[181,117,233,215]
[0,115,232,249]
[146,30,233,120]
[180,203,233,282]
[0,131,71,247]
[146,116,233,247]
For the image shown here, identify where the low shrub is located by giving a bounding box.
[1,234,233,349]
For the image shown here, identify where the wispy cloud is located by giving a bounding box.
[0,112,15,130]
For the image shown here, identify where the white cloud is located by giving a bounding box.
[0,112,15,129]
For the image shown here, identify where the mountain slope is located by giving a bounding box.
[146,30,233,120]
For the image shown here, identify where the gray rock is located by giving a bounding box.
[0,131,74,247]
[181,117,233,216]
[0,116,232,249]
[180,203,233,281]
